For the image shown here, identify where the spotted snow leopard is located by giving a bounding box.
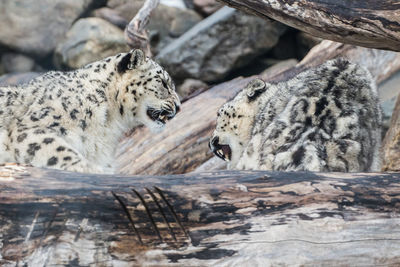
[0,49,180,174]
[210,58,381,172]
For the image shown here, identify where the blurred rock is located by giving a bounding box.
[0,61,4,76]
[178,79,208,100]
[182,0,195,9]
[381,96,397,140]
[193,0,223,16]
[0,72,41,87]
[269,30,298,60]
[296,32,322,59]
[160,0,187,9]
[106,0,202,54]
[382,93,400,171]
[92,7,129,29]
[259,58,298,76]
[378,70,400,139]
[379,70,400,171]
[156,7,286,83]
[54,18,129,69]
[0,0,97,57]
[1,53,37,73]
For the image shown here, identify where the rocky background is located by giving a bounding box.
[0,0,399,174]
[0,0,318,93]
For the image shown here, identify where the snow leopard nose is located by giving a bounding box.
[210,136,219,149]
[175,103,181,114]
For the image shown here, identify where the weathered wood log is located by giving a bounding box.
[219,0,400,52]
[116,40,400,175]
[1,164,400,266]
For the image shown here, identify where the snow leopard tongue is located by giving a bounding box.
[220,144,231,161]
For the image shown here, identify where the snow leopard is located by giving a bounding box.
[210,58,382,172]
[0,49,180,174]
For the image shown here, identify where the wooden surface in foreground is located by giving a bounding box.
[220,0,400,52]
[1,164,400,266]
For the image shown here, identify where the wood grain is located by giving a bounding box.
[1,164,400,265]
[219,0,400,51]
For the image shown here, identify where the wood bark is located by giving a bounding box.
[1,164,400,266]
[219,0,400,52]
[116,40,400,175]
[124,0,160,56]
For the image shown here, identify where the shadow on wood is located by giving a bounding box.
[1,164,400,265]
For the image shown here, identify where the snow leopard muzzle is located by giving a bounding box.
[209,136,232,162]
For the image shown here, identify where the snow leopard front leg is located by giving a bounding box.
[9,127,112,174]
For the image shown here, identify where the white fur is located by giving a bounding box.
[211,59,382,172]
[0,50,180,173]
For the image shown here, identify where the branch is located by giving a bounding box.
[124,0,160,56]
[219,0,400,52]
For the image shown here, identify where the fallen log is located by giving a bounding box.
[1,164,400,266]
[219,0,400,52]
[116,40,400,175]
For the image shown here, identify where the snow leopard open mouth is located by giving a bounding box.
[146,108,175,124]
[213,144,232,162]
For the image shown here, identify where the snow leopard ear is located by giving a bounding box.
[127,49,145,69]
[246,79,266,101]
[117,49,145,74]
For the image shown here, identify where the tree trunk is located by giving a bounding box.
[219,0,400,52]
[1,164,400,266]
[115,40,400,175]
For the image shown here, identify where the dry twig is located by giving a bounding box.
[124,0,160,57]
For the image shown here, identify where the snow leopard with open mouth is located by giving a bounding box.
[0,49,180,174]
[210,58,381,172]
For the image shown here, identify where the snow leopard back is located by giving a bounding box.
[237,58,382,171]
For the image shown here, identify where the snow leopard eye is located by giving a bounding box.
[246,78,266,101]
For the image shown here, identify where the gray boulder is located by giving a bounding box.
[156,7,287,83]
[54,18,130,69]
[0,60,4,76]
[160,0,187,9]
[193,0,223,16]
[296,32,322,59]
[0,0,96,57]
[1,53,38,73]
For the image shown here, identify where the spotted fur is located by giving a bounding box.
[0,49,180,174]
[210,58,382,172]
